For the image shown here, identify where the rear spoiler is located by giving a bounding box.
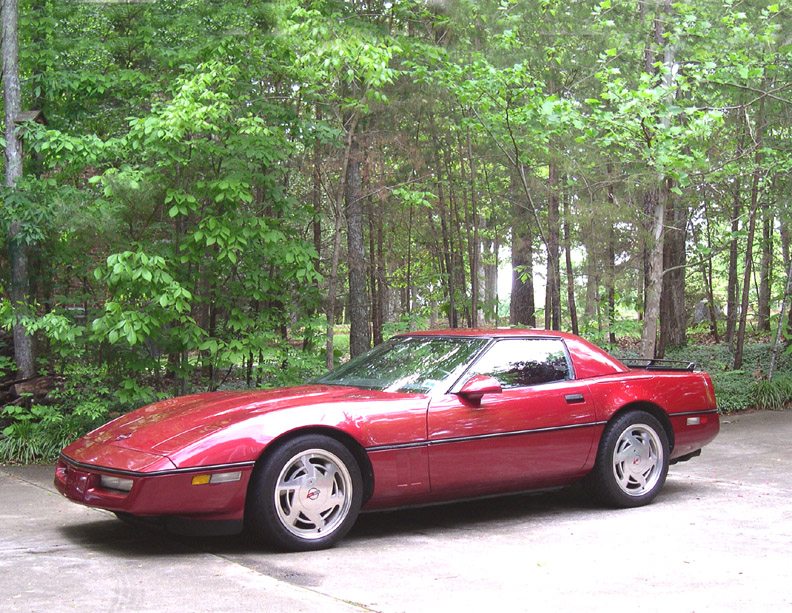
[622,358,698,372]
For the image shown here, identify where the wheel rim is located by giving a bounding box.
[274,448,353,540]
[611,423,664,497]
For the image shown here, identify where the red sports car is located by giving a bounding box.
[56,329,719,551]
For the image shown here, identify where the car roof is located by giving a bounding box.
[397,328,580,341]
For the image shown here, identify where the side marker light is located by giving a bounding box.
[191,471,242,486]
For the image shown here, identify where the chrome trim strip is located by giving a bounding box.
[668,409,719,417]
[59,454,256,478]
[366,420,607,453]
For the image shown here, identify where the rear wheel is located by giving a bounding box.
[246,435,363,551]
[589,411,669,508]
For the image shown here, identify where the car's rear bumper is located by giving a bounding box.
[668,409,720,459]
[55,455,254,522]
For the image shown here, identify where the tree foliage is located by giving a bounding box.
[1,0,791,459]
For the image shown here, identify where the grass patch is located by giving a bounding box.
[753,375,792,410]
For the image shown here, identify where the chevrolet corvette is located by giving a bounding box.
[56,329,719,551]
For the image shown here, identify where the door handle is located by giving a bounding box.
[565,393,585,404]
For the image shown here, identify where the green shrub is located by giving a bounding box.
[753,380,785,410]
[663,341,792,376]
[0,405,83,464]
[778,375,792,400]
[581,318,642,348]
[710,370,756,413]
[753,375,792,411]
[0,364,120,463]
[660,341,792,413]
[256,344,326,389]
[0,355,15,379]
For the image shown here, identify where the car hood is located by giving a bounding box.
[64,385,400,465]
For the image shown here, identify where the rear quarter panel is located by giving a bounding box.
[584,370,719,459]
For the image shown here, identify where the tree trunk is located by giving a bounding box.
[405,196,413,317]
[640,189,657,322]
[464,129,480,328]
[510,170,536,327]
[368,202,381,347]
[3,0,35,379]
[659,188,687,355]
[367,184,385,347]
[492,236,501,325]
[326,114,359,369]
[483,235,497,325]
[584,217,600,325]
[325,206,343,370]
[438,192,456,327]
[734,93,766,369]
[725,176,742,345]
[445,146,469,327]
[638,0,658,326]
[640,0,674,359]
[757,199,772,332]
[377,204,386,338]
[606,235,616,344]
[768,256,792,380]
[346,124,370,358]
[481,171,499,325]
[780,212,791,340]
[431,126,459,328]
[302,106,324,353]
[312,107,323,260]
[605,168,616,343]
[699,200,720,342]
[641,181,667,359]
[733,198,759,370]
[725,118,747,345]
[545,160,561,330]
[563,190,579,335]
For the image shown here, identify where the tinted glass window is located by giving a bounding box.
[467,339,570,388]
[315,336,488,393]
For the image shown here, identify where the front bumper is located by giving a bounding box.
[55,455,254,522]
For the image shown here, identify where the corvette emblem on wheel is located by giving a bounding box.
[306,488,320,501]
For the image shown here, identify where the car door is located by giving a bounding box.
[427,338,598,497]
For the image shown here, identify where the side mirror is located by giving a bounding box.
[456,374,502,406]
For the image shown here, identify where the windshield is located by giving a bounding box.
[315,336,488,393]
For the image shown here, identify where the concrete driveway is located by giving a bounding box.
[2,410,790,612]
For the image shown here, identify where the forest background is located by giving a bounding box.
[1,0,791,462]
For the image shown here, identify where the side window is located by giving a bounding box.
[468,339,570,388]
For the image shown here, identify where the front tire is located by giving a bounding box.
[247,435,363,551]
[589,411,669,508]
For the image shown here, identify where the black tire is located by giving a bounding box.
[246,434,363,551]
[588,410,669,508]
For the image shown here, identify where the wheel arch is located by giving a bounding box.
[608,401,675,452]
[247,426,375,505]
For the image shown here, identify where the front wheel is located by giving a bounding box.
[246,435,363,551]
[588,411,669,508]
